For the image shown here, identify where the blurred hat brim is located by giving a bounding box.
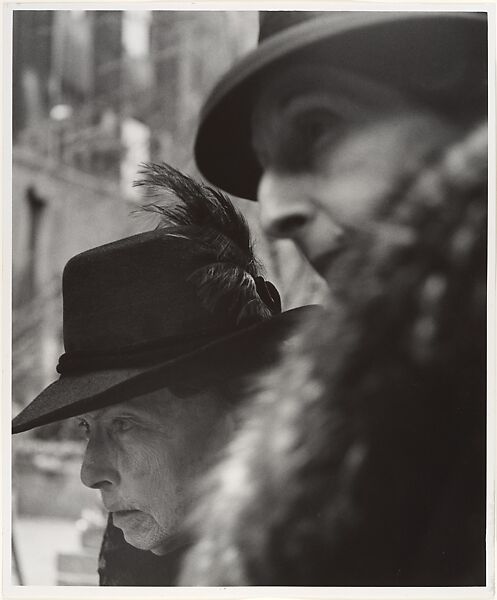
[12,305,319,434]
[195,11,487,200]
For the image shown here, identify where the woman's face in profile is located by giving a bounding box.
[78,388,232,555]
[251,64,458,280]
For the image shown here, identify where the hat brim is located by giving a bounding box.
[195,11,487,200]
[12,305,320,434]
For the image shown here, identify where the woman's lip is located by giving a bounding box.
[112,510,142,526]
[113,509,139,517]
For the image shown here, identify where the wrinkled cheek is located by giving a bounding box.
[128,443,183,528]
[154,459,197,531]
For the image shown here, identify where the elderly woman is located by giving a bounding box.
[180,10,488,586]
[181,115,487,588]
[12,164,315,585]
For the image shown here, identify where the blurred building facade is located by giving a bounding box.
[12,9,325,430]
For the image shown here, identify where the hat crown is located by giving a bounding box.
[258,11,339,43]
[63,231,220,354]
[59,226,279,376]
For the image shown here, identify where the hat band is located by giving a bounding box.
[57,277,281,376]
[56,330,235,375]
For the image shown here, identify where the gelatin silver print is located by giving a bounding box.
[6,5,493,595]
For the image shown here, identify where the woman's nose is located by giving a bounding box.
[258,171,315,240]
[80,431,120,489]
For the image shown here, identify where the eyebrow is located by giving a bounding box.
[78,405,146,421]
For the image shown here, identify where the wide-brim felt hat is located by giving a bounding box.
[12,229,319,434]
[195,11,487,200]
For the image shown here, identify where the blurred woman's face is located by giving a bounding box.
[78,388,232,554]
[251,64,459,279]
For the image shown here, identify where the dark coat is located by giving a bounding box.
[98,515,189,586]
[179,122,488,586]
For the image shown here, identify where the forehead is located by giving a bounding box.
[82,387,216,421]
[253,63,412,124]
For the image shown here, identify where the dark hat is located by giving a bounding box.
[12,164,319,434]
[195,11,487,200]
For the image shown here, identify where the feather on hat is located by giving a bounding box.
[135,162,281,325]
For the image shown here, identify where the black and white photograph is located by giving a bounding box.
[3,3,495,596]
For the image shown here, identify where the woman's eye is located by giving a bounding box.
[299,110,343,147]
[77,419,90,438]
